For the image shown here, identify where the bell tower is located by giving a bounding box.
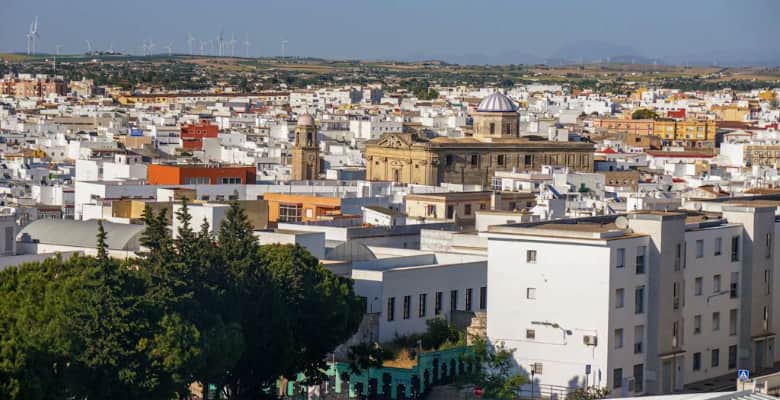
[291,114,320,180]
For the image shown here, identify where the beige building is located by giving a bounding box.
[365,92,594,187]
[405,191,536,227]
[290,114,320,180]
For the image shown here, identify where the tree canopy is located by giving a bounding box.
[0,202,365,400]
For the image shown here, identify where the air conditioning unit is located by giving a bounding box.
[583,335,598,346]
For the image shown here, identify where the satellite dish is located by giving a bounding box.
[615,216,629,230]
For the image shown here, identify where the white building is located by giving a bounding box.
[485,204,779,397]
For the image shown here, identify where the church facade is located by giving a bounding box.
[365,92,594,187]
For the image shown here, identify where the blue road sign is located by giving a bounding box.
[738,369,750,382]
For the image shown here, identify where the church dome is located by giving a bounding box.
[297,114,315,126]
[477,92,517,112]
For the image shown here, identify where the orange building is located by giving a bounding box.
[180,120,218,150]
[263,193,341,223]
[0,76,67,97]
[593,118,654,136]
[147,164,256,185]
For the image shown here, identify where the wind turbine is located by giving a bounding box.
[85,40,93,55]
[165,42,174,57]
[243,33,251,58]
[208,40,215,55]
[228,33,237,57]
[281,38,288,60]
[147,39,156,55]
[199,40,206,56]
[187,32,195,55]
[217,30,225,56]
[55,44,63,56]
[26,17,40,55]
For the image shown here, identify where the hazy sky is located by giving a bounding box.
[2,0,779,64]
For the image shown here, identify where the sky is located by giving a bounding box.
[2,0,779,66]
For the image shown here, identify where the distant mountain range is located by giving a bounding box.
[399,40,780,67]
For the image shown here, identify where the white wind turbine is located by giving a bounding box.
[228,33,237,57]
[199,40,206,56]
[243,33,251,58]
[85,39,93,55]
[165,42,174,57]
[187,33,195,55]
[26,17,40,55]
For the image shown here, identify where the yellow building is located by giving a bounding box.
[365,92,594,187]
[653,119,718,149]
[711,105,749,122]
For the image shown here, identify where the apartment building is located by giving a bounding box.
[484,205,778,397]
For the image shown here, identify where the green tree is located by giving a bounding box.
[460,337,527,400]
[631,108,658,120]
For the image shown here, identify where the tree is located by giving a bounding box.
[459,337,527,400]
[631,108,658,120]
[96,219,108,263]
[347,342,392,375]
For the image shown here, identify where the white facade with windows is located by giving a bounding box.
[485,206,779,397]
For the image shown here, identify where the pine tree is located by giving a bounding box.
[96,219,109,264]
[175,198,196,255]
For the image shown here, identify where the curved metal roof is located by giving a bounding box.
[18,219,146,250]
[477,92,518,113]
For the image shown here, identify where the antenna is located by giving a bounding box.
[243,32,251,58]
[187,32,195,55]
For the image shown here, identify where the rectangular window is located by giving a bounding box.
[445,154,454,166]
[464,204,472,216]
[479,286,487,309]
[470,154,479,167]
[614,328,624,349]
[489,123,495,134]
[713,312,720,331]
[497,154,505,166]
[696,239,704,258]
[419,293,427,317]
[4,226,12,252]
[465,288,473,311]
[633,364,644,393]
[714,274,722,293]
[386,297,395,321]
[729,345,738,369]
[527,288,536,300]
[403,295,411,319]
[278,203,303,222]
[526,329,535,339]
[524,154,533,165]
[219,177,242,184]
[693,352,702,371]
[729,309,738,336]
[184,177,210,184]
[615,288,624,308]
[695,277,703,296]
[675,243,682,271]
[634,325,644,354]
[435,292,442,315]
[450,290,458,311]
[731,235,740,261]
[767,233,772,258]
[613,368,623,389]
[635,286,645,314]
[715,237,722,256]
[446,205,455,219]
[527,250,537,264]
[425,205,436,216]
[636,246,646,274]
[694,315,702,334]
[730,272,739,298]
[616,248,625,268]
[711,348,720,368]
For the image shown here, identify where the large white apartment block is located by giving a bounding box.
[485,204,779,397]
